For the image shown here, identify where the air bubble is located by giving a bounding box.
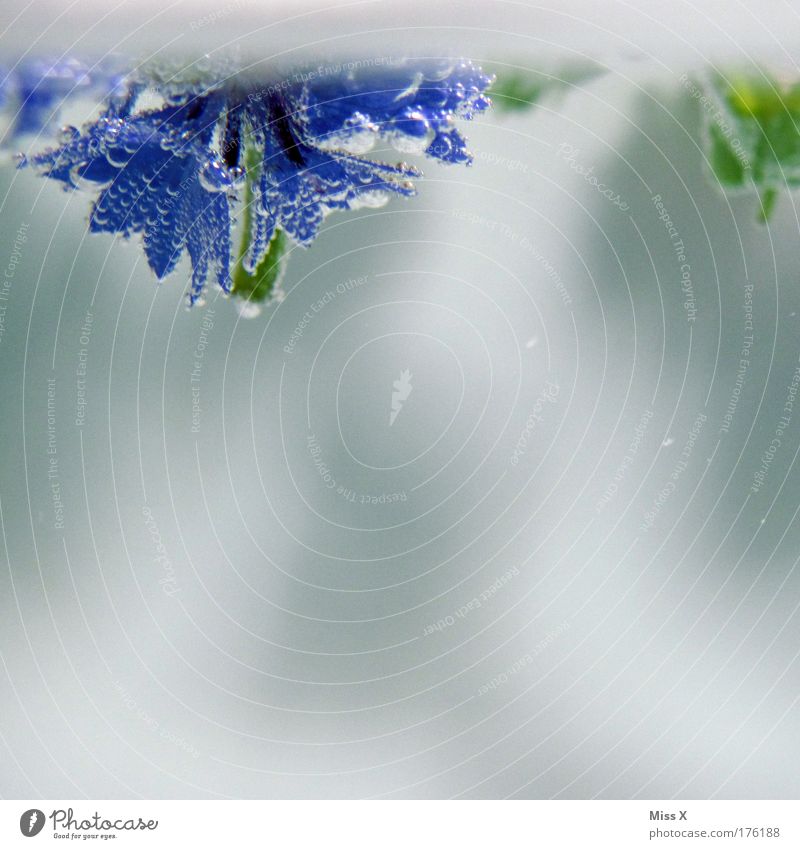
[314,112,378,155]
[58,125,80,144]
[69,163,111,191]
[350,190,389,209]
[199,159,232,192]
[387,114,435,155]
[235,300,262,319]
[106,146,131,168]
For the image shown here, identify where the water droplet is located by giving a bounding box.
[105,146,131,168]
[58,125,80,144]
[69,163,111,191]
[429,133,454,159]
[227,165,245,184]
[350,190,389,209]
[662,437,675,447]
[235,300,262,319]
[525,337,538,349]
[198,159,232,193]
[319,128,376,155]
[388,114,435,156]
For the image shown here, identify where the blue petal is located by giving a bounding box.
[30,94,234,301]
[298,59,492,162]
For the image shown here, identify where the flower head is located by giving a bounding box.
[18,58,493,305]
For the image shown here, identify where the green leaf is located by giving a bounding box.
[708,122,747,186]
[698,71,800,221]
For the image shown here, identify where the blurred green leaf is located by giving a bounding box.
[487,63,604,114]
[699,72,800,221]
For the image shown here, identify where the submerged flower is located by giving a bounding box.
[17,58,492,306]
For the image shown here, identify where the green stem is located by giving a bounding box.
[231,146,289,303]
[232,146,261,295]
[758,187,778,223]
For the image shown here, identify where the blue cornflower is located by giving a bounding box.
[18,58,492,305]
